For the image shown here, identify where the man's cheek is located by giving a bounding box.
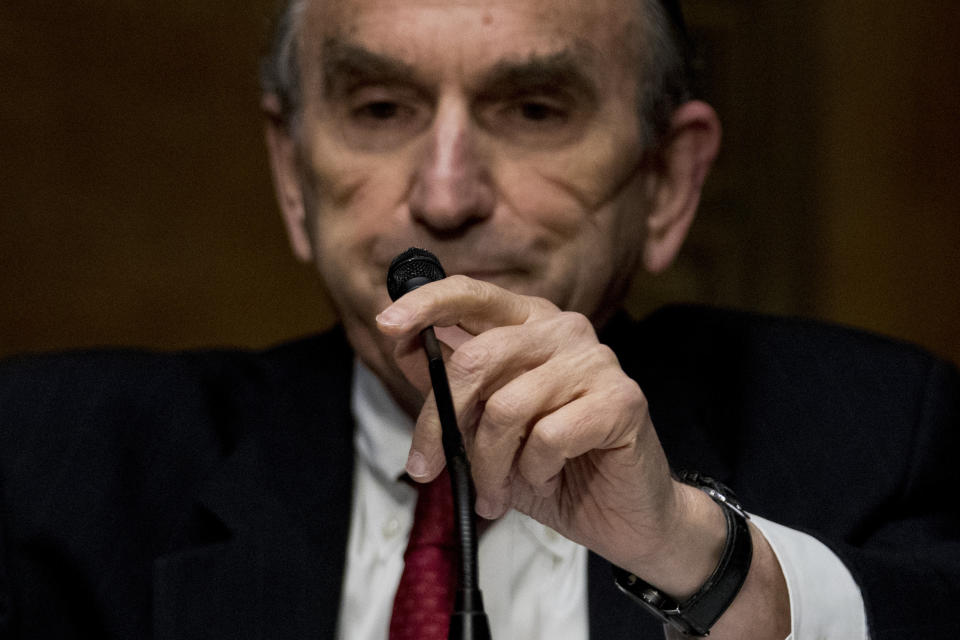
[500,130,639,217]
[494,164,594,235]
[310,135,418,210]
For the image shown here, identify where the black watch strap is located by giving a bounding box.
[613,474,753,637]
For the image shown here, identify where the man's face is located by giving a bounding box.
[286,0,659,399]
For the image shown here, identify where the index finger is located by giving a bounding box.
[375,275,558,337]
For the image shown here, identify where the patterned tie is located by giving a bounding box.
[389,469,458,640]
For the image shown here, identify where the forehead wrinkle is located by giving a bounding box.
[301,1,615,84]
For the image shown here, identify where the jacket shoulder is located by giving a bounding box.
[0,328,351,443]
[0,329,353,539]
[623,303,949,396]
[612,304,959,528]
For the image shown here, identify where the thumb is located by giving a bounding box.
[405,389,447,482]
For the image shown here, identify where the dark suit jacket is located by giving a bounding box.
[0,305,958,639]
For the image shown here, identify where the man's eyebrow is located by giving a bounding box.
[477,51,598,100]
[320,39,418,94]
[318,41,598,102]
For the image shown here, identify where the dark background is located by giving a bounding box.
[2,1,959,365]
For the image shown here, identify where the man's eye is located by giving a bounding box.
[339,93,430,151]
[498,98,571,130]
[478,94,584,149]
[518,101,564,122]
[354,101,402,120]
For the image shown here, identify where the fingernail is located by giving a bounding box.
[376,306,409,328]
[406,451,429,479]
[475,496,497,519]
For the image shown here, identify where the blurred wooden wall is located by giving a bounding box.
[2,2,959,365]
[812,3,960,366]
[632,1,960,365]
[0,2,332,355]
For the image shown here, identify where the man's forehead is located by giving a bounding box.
[302,0,636,23]
[299,0,642,71]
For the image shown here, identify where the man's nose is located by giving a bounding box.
[408,99,495,233]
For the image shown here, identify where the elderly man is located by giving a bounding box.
[0,0,957,638]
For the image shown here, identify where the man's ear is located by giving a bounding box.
[262,93,314,263]
[641,100,721,273]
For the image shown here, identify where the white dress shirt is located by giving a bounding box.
[337,361,869,639]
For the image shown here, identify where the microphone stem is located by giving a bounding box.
[422,327,491,640]
[423,329,468,468]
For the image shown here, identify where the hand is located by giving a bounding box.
[375,275,723,589]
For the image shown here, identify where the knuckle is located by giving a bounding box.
[454,274,493,300]
[549,310,598,345]
[563,310,595,334]
[592,343,622,368]
[611,376,648,413]
[446,274,472,286]
[571,310,595,333]
[482,389,524,434]
[414,279,446,306]
[529,418,566,454]
[437,274,492,314]
[527,295,560,316]
[447,341,490,378]
[518,462,549,489]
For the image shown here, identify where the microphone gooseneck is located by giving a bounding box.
[386,248,492,640]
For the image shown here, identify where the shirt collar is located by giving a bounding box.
[351,359,414,484]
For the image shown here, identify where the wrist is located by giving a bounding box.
[624,481,728,599]
[614,473,755,637]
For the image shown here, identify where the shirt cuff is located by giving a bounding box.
[750,514,870,640]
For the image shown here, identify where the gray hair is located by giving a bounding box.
[260,0,692,149]
[635,0,693,147]
[260,0,308,131]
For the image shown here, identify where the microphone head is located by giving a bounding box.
[387,248,447,301]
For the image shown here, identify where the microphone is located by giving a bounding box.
[387,248,492,640]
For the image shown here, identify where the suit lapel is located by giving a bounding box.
[153,330,357,640]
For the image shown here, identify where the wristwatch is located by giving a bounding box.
[613,472,753,637]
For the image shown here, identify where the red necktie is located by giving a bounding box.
[389,469,458,640]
